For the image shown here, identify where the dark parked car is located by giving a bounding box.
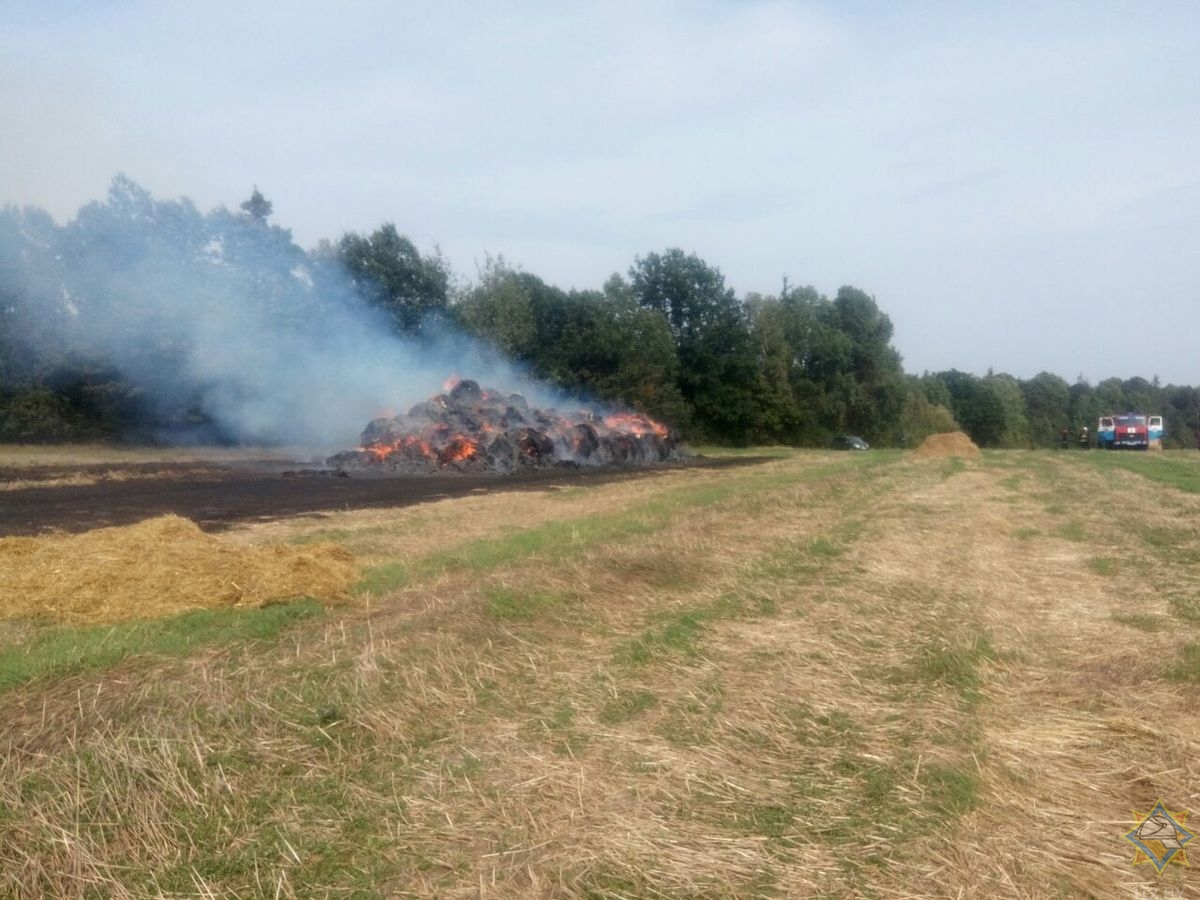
[830,435,869,451]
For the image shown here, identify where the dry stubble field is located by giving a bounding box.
[1,447,1199,898]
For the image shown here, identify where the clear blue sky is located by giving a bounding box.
[4,1,1198,384]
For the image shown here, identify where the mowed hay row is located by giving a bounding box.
[0,515,358,624]
[910,430,981,459]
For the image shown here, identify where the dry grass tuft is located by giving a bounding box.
[911,431,981,460]
[0,514,357,624]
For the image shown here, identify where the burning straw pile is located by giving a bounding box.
[329,379,684,475]
[0,515,357,625]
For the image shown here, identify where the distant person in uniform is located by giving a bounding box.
[1078,425,1089,449]
[1061,426,1069,449]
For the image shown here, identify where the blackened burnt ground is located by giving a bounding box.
[0,456,770,537]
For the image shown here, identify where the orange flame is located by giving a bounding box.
[602,412,669,438]
[362,434,435,461]
[440,435,481,464]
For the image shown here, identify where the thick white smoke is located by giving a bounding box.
[1,178,565,451]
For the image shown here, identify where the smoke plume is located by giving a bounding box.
[0,177,564,450]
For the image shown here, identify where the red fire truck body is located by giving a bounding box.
[1098,413,1151,450]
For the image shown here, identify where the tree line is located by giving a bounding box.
[1,179,1197,448]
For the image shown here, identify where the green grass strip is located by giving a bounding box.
[0,599,323,692]
[358,456,883,595]
[1083,451,1200,494]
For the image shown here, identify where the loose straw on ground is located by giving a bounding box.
[0,515,357,624]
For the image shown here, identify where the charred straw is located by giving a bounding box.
[328,379,684,475]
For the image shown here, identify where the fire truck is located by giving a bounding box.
[1096,413,1164,450]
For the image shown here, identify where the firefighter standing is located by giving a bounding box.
[1078,425,1089,449]
[1061,426,1070,449]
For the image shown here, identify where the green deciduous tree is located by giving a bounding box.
[745,293,804,443]
[455,261,689,427]
[337,223,450,335]
[1121,376,1159,415]
[1094,377,1125,414]
[822,287,906,441]
[538,276,686,421]
[629,249,758,442]
[1164,385,1200,449]
[1068,378,1100,434]
[982,372,1030,447]
[935,370,1007,447]
[455,256,541,360]
[896,377,959,445]
[1021,371,1071,447]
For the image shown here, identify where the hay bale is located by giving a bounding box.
[0,515,357,625]
[911,431,981,460]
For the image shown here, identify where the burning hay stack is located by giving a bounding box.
[329,379,685,475]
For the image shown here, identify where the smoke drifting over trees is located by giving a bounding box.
[2,177,1198,449]
[1,178,536,447]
